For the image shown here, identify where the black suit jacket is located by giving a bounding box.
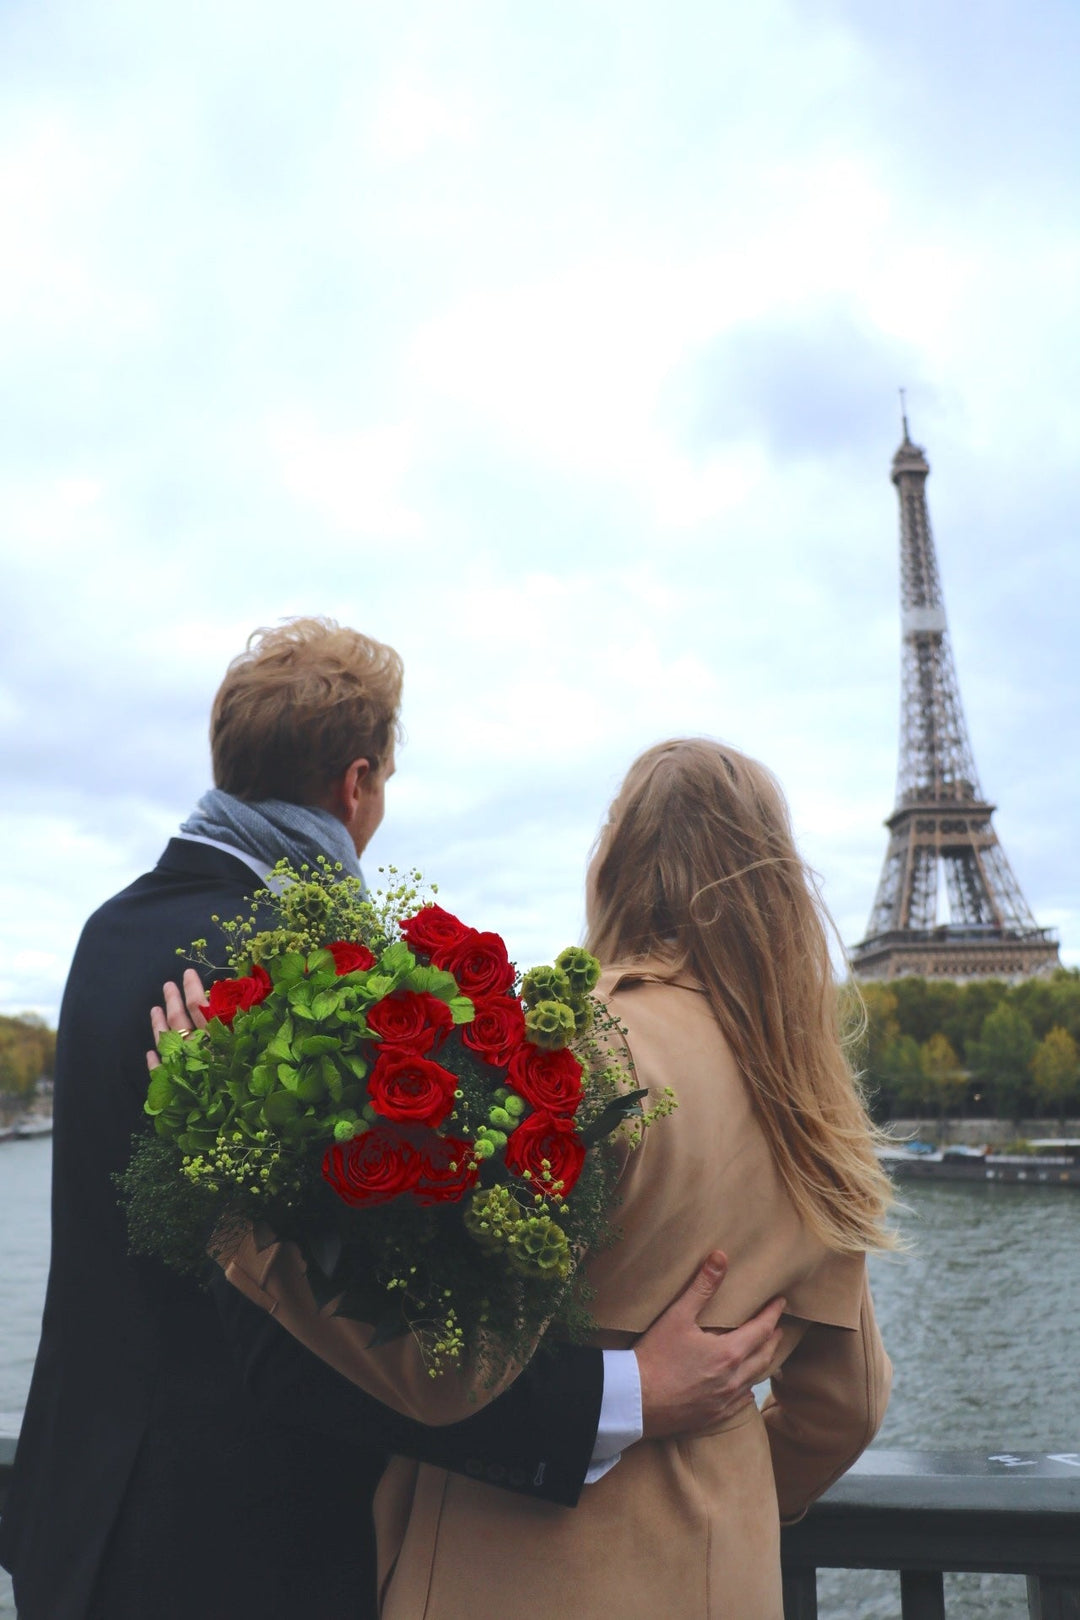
[0,840,603,1620]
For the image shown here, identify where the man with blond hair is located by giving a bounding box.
[1,619,782,1620]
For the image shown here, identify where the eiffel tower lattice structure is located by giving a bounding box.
[849,417,1060,981]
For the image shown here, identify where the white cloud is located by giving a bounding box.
[269,415,423,538]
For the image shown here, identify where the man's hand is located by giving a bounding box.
[147,968,210,1070]
[635,1252,785,1438]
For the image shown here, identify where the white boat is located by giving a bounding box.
[12,1116,52,1138]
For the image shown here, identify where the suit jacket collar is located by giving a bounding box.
[155,837,262,887]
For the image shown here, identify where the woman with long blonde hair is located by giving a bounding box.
[219,736,894,1619]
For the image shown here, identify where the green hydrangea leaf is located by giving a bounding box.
[277,1063,300,1091]
[449,996,475,1025]
[266,1031,296,1065]
[377,940,416,979]
[264,1090,300,1126]
[360,974,394,1001]
[294,1066,327,1104]
[270,952,307,987]
[306,993,335,1021]
[248,1064,275,1097]
[403,965,460,999]
[145,1071,175,1115]
[297,1035,341,1057]
[154,1029,190,1061]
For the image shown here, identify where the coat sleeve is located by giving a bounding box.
[224,1231,528,1424]
[760,1261,891,1524]
[211,1270,603,1507]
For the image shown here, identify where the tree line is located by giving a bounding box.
[0,1013,56,1100]
[4,972,1080,1124]
[853,969,1080,1125]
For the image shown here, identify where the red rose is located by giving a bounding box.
[368,1049,458,1128]
[327,940,376,975]
[399,904,471,959]
[204,963,273,1026]
[461,995,527,1067]
[413,1133,479,1206]
[507,1045,584,1117]
[367,990,454,1055]
[322,1124,421,1207]
[438,930,515,996]
[503,1112,587,1195]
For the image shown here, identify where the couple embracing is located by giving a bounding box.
[1,617,892,1620]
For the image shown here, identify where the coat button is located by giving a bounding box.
[485,1463,506,1483]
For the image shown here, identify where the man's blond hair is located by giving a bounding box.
[210,618,403,804]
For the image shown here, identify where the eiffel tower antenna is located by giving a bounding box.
[849,416,1059,980]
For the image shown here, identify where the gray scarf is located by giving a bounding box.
[180,789,363,884]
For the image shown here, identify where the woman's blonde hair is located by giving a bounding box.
[586,737,895,1254]
[211,618,403,805]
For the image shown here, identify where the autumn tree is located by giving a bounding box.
[1030,1026,1080,1123]
[920,1032,967,1123]
[0,1013,56,1100]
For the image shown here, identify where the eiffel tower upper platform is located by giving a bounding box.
[849,416,1060,982]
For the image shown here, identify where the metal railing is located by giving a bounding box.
[4,1440,1079,1616]
[782,1450,1080,1619]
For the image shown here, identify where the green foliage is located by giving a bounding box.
[967,1004,1037,1123]
[878,1034,928,1114]
[855,969,1080,1122]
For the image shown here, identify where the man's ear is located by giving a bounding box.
[331,758,372,822]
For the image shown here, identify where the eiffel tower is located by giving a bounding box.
[850,410,1060,981]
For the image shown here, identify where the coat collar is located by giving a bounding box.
[602,958,706,997]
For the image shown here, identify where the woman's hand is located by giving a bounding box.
[146,967,211,1070]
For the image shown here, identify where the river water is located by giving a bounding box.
[1,1137,1077,1617]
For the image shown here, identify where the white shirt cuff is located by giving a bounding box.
[584,1349,643,1484]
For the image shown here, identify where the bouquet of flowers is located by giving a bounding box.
[121,863,665,1378]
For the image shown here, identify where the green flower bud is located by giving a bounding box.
[503,1092,526,1118]
[473,1137,496,1160]
[555,946,601,998]
[524,999,577,1050]
[508,1213,572,1279]
[282,881,332,928]
[488,1106,512,1129]
[520,965,572,1009]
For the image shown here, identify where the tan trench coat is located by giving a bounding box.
[226,966,892,1620]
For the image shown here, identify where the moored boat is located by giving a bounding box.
[877,1142,1080,1187]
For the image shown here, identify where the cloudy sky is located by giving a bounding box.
[1,0,1077,1022]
